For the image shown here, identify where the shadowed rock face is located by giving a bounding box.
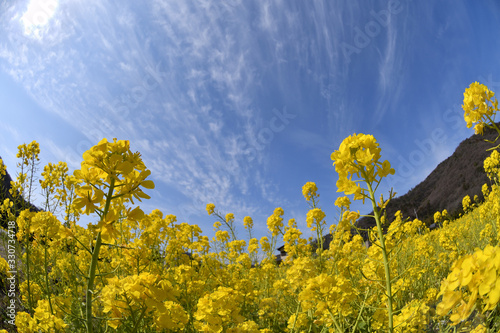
[354,126,498,241]
[0,157,40,229]
[0,158,13,199]
[279,125,499,253]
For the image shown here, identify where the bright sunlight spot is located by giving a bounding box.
[20,0,59,38]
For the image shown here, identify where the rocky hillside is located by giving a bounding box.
[0,157,40,229]
[355,126,498,235]
[1,126,499,248]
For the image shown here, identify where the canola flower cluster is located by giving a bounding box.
[462,82,499,135]
[2,83,500,332]
[331,133,394,201]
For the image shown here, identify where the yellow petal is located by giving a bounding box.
[141,180,155,189]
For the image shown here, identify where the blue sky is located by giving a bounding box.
[1,0,500,244]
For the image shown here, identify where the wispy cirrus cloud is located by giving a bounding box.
[3,0,496,240]
[0,0,368,222]
[0,0,305,221]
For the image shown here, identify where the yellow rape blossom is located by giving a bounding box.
[287,312,310,332]
[334,196,351,209]
[306,208,326,229]
[29,211,70,241]
[228,320,260,333]
[155,301,189,330]
[0,158,6,177]
[434,211,442,224]
[393,300,429,332]
[15,312,37,333]
[299,273,355,330]
[195,287,245,332]
[302,182,318,202]
[17,141,40,165]
[462,82,498,135]
[0,256,10,278]
[243,216,253,229]
[482,183,490,197]
[0,198,14,222]
[15,300,67,333]
[267,207,284,237]
[462,195,472,213]
[248,238,259,254]
[206,203,216,215]
[10,106,500,333]
[331,133,394,201]
[484,149,500,181]
[437,245,500,325]
[260,236,271,252]
[101,272,183,330]
[470,324,488,333]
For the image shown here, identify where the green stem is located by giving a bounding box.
[351,287,369,333]
[366,179,394,333]
[316,223,324,271]
[27,155,36,205]
[86,177,115,333]
[486,114,500,136]
[131,306,148,333]
[327,308,343,332]
[86,231,102,333]
[23,210,34,315]
[289,301,301,333]
[44,244,54,315]
[26,240,33,315]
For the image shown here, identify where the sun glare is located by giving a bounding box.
[20,0,59,38]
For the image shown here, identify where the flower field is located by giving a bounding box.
[1,82,500,332]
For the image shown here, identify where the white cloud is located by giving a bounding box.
[21,0,59,39]
[373,8,402,125]
[0,0,427,231]
[43,139,82,170]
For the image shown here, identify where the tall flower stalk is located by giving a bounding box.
[71,138,154,333]
[14,141,40,315]
[331,133,396,332]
